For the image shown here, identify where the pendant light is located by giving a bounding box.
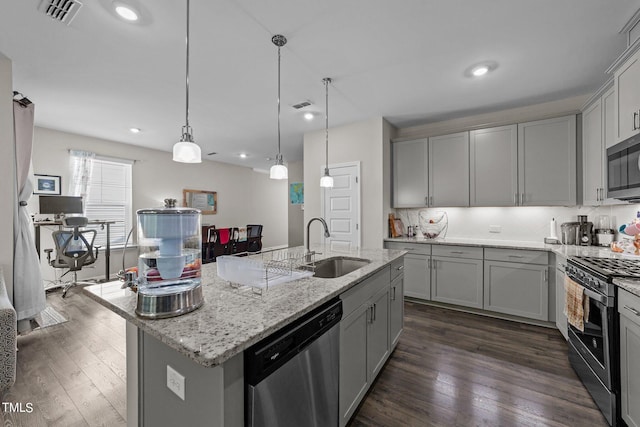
[269,34,288,180]
[172,0,202,163]
[320,77,334,188]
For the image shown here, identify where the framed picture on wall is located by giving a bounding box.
[33,174,61,195]
[290,182,304,204]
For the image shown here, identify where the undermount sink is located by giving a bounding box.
[309,256,371,278]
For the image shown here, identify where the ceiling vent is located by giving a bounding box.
[38,0,83,26]
[292,101,312,110]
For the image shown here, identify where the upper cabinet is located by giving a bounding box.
[614,49,640,143]
[518,115,577,206]
[392,138,428,208]
[470,125,518,206]
[428,132,469,207]
[582,85,622,206]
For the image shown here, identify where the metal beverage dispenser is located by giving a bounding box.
[134,207,204,318]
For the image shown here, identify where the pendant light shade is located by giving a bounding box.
[269,34,288,180]
[173,0,202,163]
[320,77,334,188]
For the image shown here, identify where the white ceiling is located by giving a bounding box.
[1,0,639,170]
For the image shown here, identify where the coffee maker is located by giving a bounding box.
[577,215,594,246]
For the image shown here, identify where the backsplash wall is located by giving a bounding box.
[394,204,640,243]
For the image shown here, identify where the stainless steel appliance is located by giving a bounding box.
[607,133,640,201]
[578,215,594,246]
[245,298,342,427]
[564,256,640,426]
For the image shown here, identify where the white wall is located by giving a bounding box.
[31,127,288,279]
[304,117,390,249]
[287,161,304,247]
[0,53,14,299]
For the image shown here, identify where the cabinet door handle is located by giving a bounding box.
[429,196,433,206]
[425,196,428,206]
[514,193,518,205]
[634,111,639,131]
[392,286,396,301]
[450,251,465,254]
[543,269,548,282]
[428,258,431,269]
[520,193,524,205]
[367,305,373,323]
[624,305,640,316]
[432,259,437,269]
[508,255,524,259]
[372,303,377,322]
[596,188,600,201]
[396,265,404,271]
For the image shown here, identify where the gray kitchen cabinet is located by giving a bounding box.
[339,267,391,427]
[614,49,640,143]
[555,253,568,340]
[583,97,605,206]
[404,253,430,300]
[582,85,620,206]
[517,115,576,205]
[483,248,549,321]
[390,258,405,349]
[619,288,640,427]
[431,245,483,309]
[384,241,430,300]
[429,131,470,207]
[470,125,518,206]
[392,138,428,208]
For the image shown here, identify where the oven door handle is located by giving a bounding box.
[582,287,607,305]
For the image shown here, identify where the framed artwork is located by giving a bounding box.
[183,189,217,214]
[33,174,61,195]
[290,182,304,204]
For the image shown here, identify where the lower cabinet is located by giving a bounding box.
[390,273,404,349]
[404,253,430,299]
[555,254,568,340]
[431,246,484,309]
[483,248,549,321]
[339,262,400,427]
[619,289,640,427]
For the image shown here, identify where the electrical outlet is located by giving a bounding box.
[489,225,502,233]
[167,365,185,400]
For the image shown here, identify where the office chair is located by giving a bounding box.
[44,216,99,298]
[246,224,263,253]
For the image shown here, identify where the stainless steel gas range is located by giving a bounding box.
[565,256,640,426]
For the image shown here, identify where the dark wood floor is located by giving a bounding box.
[1,292,607,426]
[349,301,608,427]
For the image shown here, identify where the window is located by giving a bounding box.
[70,154,133,248]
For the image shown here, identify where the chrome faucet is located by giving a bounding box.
[306,217,330,258]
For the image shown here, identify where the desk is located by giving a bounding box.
[34,220,116,282]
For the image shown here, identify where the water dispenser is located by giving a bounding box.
[133,207,204,318]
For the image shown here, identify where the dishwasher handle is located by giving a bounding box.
[245,298,343,386]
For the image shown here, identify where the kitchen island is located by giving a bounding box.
[84,245,406,427]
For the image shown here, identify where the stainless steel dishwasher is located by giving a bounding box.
[245,298,343,427]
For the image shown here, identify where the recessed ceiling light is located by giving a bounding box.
[304,112,314,121]
[114,2,139,21]
[240,153,247,159]
[129,127,141,133]
[465,61,498,78]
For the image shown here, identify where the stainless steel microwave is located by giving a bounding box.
[607,133,640,201]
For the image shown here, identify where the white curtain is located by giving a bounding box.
[68,149,95,200]
[13,100,45,333]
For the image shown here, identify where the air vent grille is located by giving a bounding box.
[292,101,312,110]
[38,0,83,25]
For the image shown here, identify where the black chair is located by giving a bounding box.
[246,224,263,253]
[45,217,99,297]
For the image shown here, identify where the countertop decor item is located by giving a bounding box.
[172,0,202,163]
[269,34,288,180]
[320,77,334,188]
[418,210,448,239]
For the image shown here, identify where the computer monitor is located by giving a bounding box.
[39,195,83,217]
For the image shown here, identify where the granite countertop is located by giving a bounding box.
[83,245,405,368]
[614,278,640,298]
[384,236,637,259]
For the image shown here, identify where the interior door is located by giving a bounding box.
[322,163,360,251]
